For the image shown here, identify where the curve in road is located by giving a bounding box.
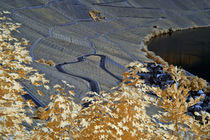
[56,53,123,93]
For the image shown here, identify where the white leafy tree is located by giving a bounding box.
[32,87,81,140]
[0,12,49,139]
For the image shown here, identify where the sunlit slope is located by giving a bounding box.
[0,0,210,106]
[0,9,209,139]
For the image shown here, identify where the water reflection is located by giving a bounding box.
[148,27,210,82]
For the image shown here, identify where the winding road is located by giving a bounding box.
[56,53,123,93]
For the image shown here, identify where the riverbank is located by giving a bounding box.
[147,26,210,82]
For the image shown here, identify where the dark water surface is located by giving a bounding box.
[148,27,210,82]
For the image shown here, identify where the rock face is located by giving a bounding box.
[137,63,174,89]
[136,63,210,120]
[1,0,210,104]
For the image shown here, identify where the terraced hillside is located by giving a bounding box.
[1,0,210,106]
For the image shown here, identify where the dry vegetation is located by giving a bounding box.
[36,59,55,67]
[0,12,209,139]
[88,10,105,21]
[0,12,50,139]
